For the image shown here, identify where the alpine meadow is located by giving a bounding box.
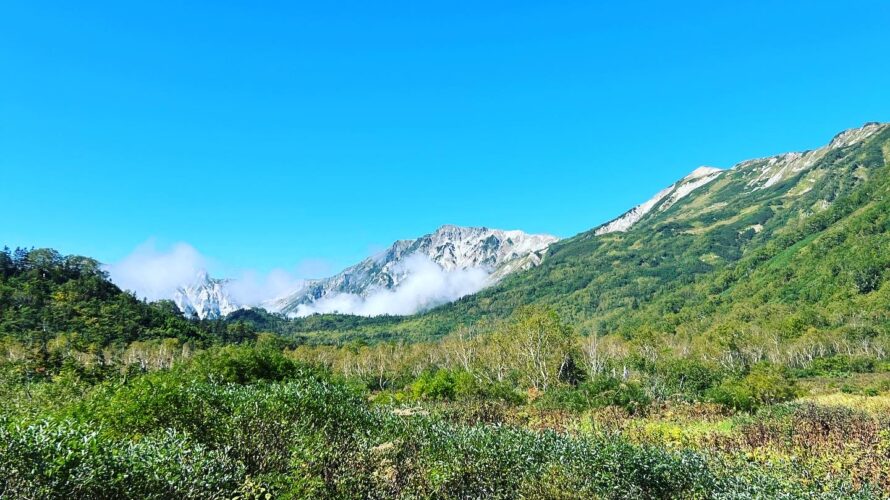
[3,2,890,499]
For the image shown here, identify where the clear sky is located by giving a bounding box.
[2,0,889,279]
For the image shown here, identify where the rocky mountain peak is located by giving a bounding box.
[270,225,558,316]
[172,271,239,320]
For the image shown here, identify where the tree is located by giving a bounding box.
[496,306,575,391]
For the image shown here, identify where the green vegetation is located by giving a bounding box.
[0,247,209,346]
[3,343,888,498]
[3,292,889,496]
[3,126,890,496]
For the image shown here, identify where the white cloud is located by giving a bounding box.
[106,240,309,306]
[107,242,490,317]
[225,268,306,306]
[104,240,206,301]
[293,254,489,317]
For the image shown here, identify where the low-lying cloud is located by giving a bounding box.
[293,254,490,317]
[105,240,207,301]
[107,241,492,317]
[225,268,306,307]
[105,240,307,306]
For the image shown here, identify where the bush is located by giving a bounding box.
[58,368,381,497]
[409,369,524,403]
[410,369,462,400]
[185,344,322,384]
[654,359,723,399]
[708,363,799,411]
[0,418,245,499]
[794,355,877,377]
[373,417,713,499]
[537,376,651,413]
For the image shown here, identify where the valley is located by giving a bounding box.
[2,123,890,498]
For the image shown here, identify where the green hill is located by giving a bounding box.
[0,248,222,350]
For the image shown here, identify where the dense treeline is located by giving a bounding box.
[0,247,206,345]
[286,306,890,413]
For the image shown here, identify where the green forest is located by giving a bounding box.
[2,125,890,498]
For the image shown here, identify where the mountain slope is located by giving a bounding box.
[282,122,890,343]
[595,166,724,235]
[270,225,558,316]
[167,225,557,319]
[442,122,890,331]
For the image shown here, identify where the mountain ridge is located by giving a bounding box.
[270,224,558,316]
[157,122,889,330]
[437,121,890,330]
[172,271,240,320]
[169,225,558,319]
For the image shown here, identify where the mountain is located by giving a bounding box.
[285,122,890,342]
[269,225,558,316]
[173,271,240,320]
[444,122,890,329]
[168,225,557,320]
[168,122,890,335]
[592,124,885,237]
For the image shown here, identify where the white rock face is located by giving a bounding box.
[741,122,887,191]
[172,271,240,320]
[269,225,558,316]
[595,166,724,235]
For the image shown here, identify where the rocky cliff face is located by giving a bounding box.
[172,271,240,320]
[269,225,558,316]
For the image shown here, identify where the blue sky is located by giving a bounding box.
[2,0,889,279]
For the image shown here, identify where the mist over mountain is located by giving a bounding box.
[131,122,890,326]
[162,225,557,319]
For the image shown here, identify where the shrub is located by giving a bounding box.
[185,345,321,384]
[654,359,723,399]
[0,418,245,499]
[410,369,461,400]
[409,369,524,403]
[537,376,650,413]
[55,364,381,498]
[373,416,713,499]
[794,355,877,377]
[708,363,799,411]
